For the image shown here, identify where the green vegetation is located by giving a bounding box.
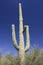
[0,47,43,65]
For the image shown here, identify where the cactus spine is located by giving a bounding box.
[12,3,30,65]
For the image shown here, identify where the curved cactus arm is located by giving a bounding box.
[23,25,30,52]
[12,24,19,50]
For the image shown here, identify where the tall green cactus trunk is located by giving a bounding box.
[19,3,25,65]
[12,3,30,65]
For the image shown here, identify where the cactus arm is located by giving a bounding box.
[12,24,19,50]
[23,25,30,52]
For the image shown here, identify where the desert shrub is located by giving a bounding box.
[25,47,43,65]
[6,52,16,65]
[0,47,43,65]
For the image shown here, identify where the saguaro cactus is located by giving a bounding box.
[12,3,30,65]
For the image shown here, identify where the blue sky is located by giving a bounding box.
[0,0,43,56]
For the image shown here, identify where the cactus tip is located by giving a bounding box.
[19,3,21,6]
[12,24,14,27]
